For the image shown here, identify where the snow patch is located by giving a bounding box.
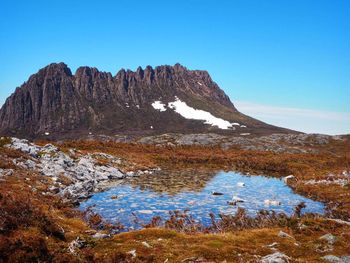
[197,81,203,86]
[168,98,234,130]
[152,101,167,112]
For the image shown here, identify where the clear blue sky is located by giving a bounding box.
[1,0,349,134]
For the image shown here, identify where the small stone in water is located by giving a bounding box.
[138,210,153,214]
[264,199,281,206]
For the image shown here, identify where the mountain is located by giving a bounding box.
[0,63,292,139]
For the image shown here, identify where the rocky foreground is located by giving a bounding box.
[0,134,349,262]
[0,137,159,203]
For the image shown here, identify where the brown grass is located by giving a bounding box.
[59,139,350,218]
[0,137,349,261]
[0,168,91,262]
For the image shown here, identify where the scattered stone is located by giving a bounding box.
[138,210,153,214]
[137,133,342,153]
[326,218,350,226]
[298,223,307,230]
[127,249,137,258]
[231,196,244,203]
[0,168,13,177]
[321,255,350,263]
[341,256,350,262]
[267,242,279,248]
[264,199,281,206]
[182,257,206,262]
[211,191,224,196]
[111,195,118,200]
[283,175,295,183]
[84,230,97,235]
[278,231,293,239]
[142,241,151,248]
[304,179,349,187]
[68,237,86,254]
[260,252,291,263]
[320,234,337,245]
[92,232,109,239]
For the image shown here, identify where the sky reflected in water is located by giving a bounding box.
[80,171,324,229]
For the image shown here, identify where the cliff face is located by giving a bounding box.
[0,62,287,139]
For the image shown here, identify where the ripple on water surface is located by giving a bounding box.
[80,171,325,229]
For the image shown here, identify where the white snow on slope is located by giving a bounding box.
[168,98,235,129]
[152,101,167,112]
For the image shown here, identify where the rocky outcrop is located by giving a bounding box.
[0,63,288,139]
[5,138,133,202]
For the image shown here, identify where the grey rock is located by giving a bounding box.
[321,255,350,263]
[261,252,291,263]
[320,233,337,245]
[5,138,129,202]
[92,232,109,239]
[278,231,293,239]
[68,237,86,254]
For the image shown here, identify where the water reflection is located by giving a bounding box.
[80,171,325,229]
[126,169,216,195]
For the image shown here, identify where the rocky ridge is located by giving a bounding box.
[0,62,290,139]
[135,132,344,153]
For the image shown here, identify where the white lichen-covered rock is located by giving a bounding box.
[0,168,14,177]
[321,255,350,263]
[261,252,291,263]
[319,234,337,245]
[283,175,295,183]
[6,138,41,156]
[264,199,281,206]
[5,137,128,202]
[304,179,349,187]
[278,231,293,239]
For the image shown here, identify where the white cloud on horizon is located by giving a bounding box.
[235,101,350,135]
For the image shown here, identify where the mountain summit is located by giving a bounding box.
[0,63,290,139]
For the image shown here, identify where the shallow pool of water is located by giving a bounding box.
[80,170,324,229]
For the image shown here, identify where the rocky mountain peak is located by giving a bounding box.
[0,62,288,139]
[40,62,72,77]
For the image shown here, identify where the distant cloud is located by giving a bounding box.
[235,101,350,135]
